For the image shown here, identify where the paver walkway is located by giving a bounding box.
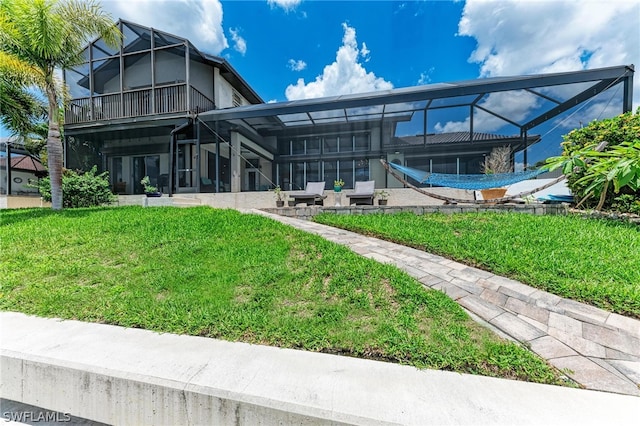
[250,209,640,397]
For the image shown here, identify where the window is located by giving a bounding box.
[306,161,320,183]
[339,136,352,152]
[292,162,305,190]
[338,160,354,188]
[306,137,321,155]
[354,134,369,151]
[291,139,305,155]
[323,136,338,153]
[112,157,123,184]
[355,159,369,181]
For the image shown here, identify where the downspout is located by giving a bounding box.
[169,119,192,197]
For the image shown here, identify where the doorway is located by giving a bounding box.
[244,168,259,191]
[132,155,159,194]
[176,142,196,192]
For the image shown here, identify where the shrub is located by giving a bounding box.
[38,166,116,208]
[546,110,640,211]
[612,194,640,215]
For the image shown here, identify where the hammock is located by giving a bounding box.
[380,159,568,204]
[387,162,547,190]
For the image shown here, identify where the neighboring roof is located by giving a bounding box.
[395,132,541,146]
[0,155,46,173]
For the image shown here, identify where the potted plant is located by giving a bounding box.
[141,176,161,197]
[480,146,512,200]
[375,190,389,205]
[287,195,295,207]
[334,178,345,192]
[273,185,285,207]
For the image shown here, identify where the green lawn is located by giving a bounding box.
[1,206,568,385]
[314,212,640,318]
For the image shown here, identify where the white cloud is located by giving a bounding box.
[285,23,393,100]
[288,59,307,71]
[361,42,370,62]
[101,0,228,54]
[458,0,639,108]
[229,28,246,56]
[267,0,301,12]
[417,68,434,85]
[435,91,540,133]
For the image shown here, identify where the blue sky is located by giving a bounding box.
[99,0,639,108]
[220,1,479,101]
[4,0,639,164]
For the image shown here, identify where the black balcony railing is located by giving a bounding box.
[64,83,215,125]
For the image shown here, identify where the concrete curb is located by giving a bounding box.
[1,312,639,425]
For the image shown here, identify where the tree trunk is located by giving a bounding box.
[46,81,63,210]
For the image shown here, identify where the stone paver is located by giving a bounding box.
[606,313,640,339]
[557,299,611,325]
[548,311,583,335]
[529,336,578,359]
[609,360,640,384]
[458,295,505,321]
[251,209,640,396]
[490,312,546,342]
[550,356,640,395]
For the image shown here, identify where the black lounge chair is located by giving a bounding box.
[346,180,375,205]
[290,182,327,206]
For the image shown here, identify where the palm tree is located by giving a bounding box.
[0,53,47,138]
[0,0,121,209]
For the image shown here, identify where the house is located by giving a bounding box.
[63,19,262,195]
[0,138,47,196]
[62,20,635,195]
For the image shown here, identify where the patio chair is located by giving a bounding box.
[200,177,215,193]
[346,180,375,205]
[290,182,327,206]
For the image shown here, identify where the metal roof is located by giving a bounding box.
[395,132,538,146]
[199,65,634,133]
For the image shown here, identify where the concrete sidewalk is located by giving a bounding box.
[1,312,638,426]
[251,209,640,397]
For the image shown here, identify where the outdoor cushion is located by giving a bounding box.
[346,180,375,205]
[290,182,327,206]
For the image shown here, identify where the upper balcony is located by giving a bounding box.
[63,20,230,127]
[65,83,214,125]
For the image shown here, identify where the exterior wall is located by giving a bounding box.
[1,170,41,195]
[103,63,122,93]
[154,50,185,85]
[230,132,241,192]
[123,53,153,89]
[214,69,249,108]
[189,59,214,100]
[369,126,385,188]
[386,152,405,189]
[0,195,50,208]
